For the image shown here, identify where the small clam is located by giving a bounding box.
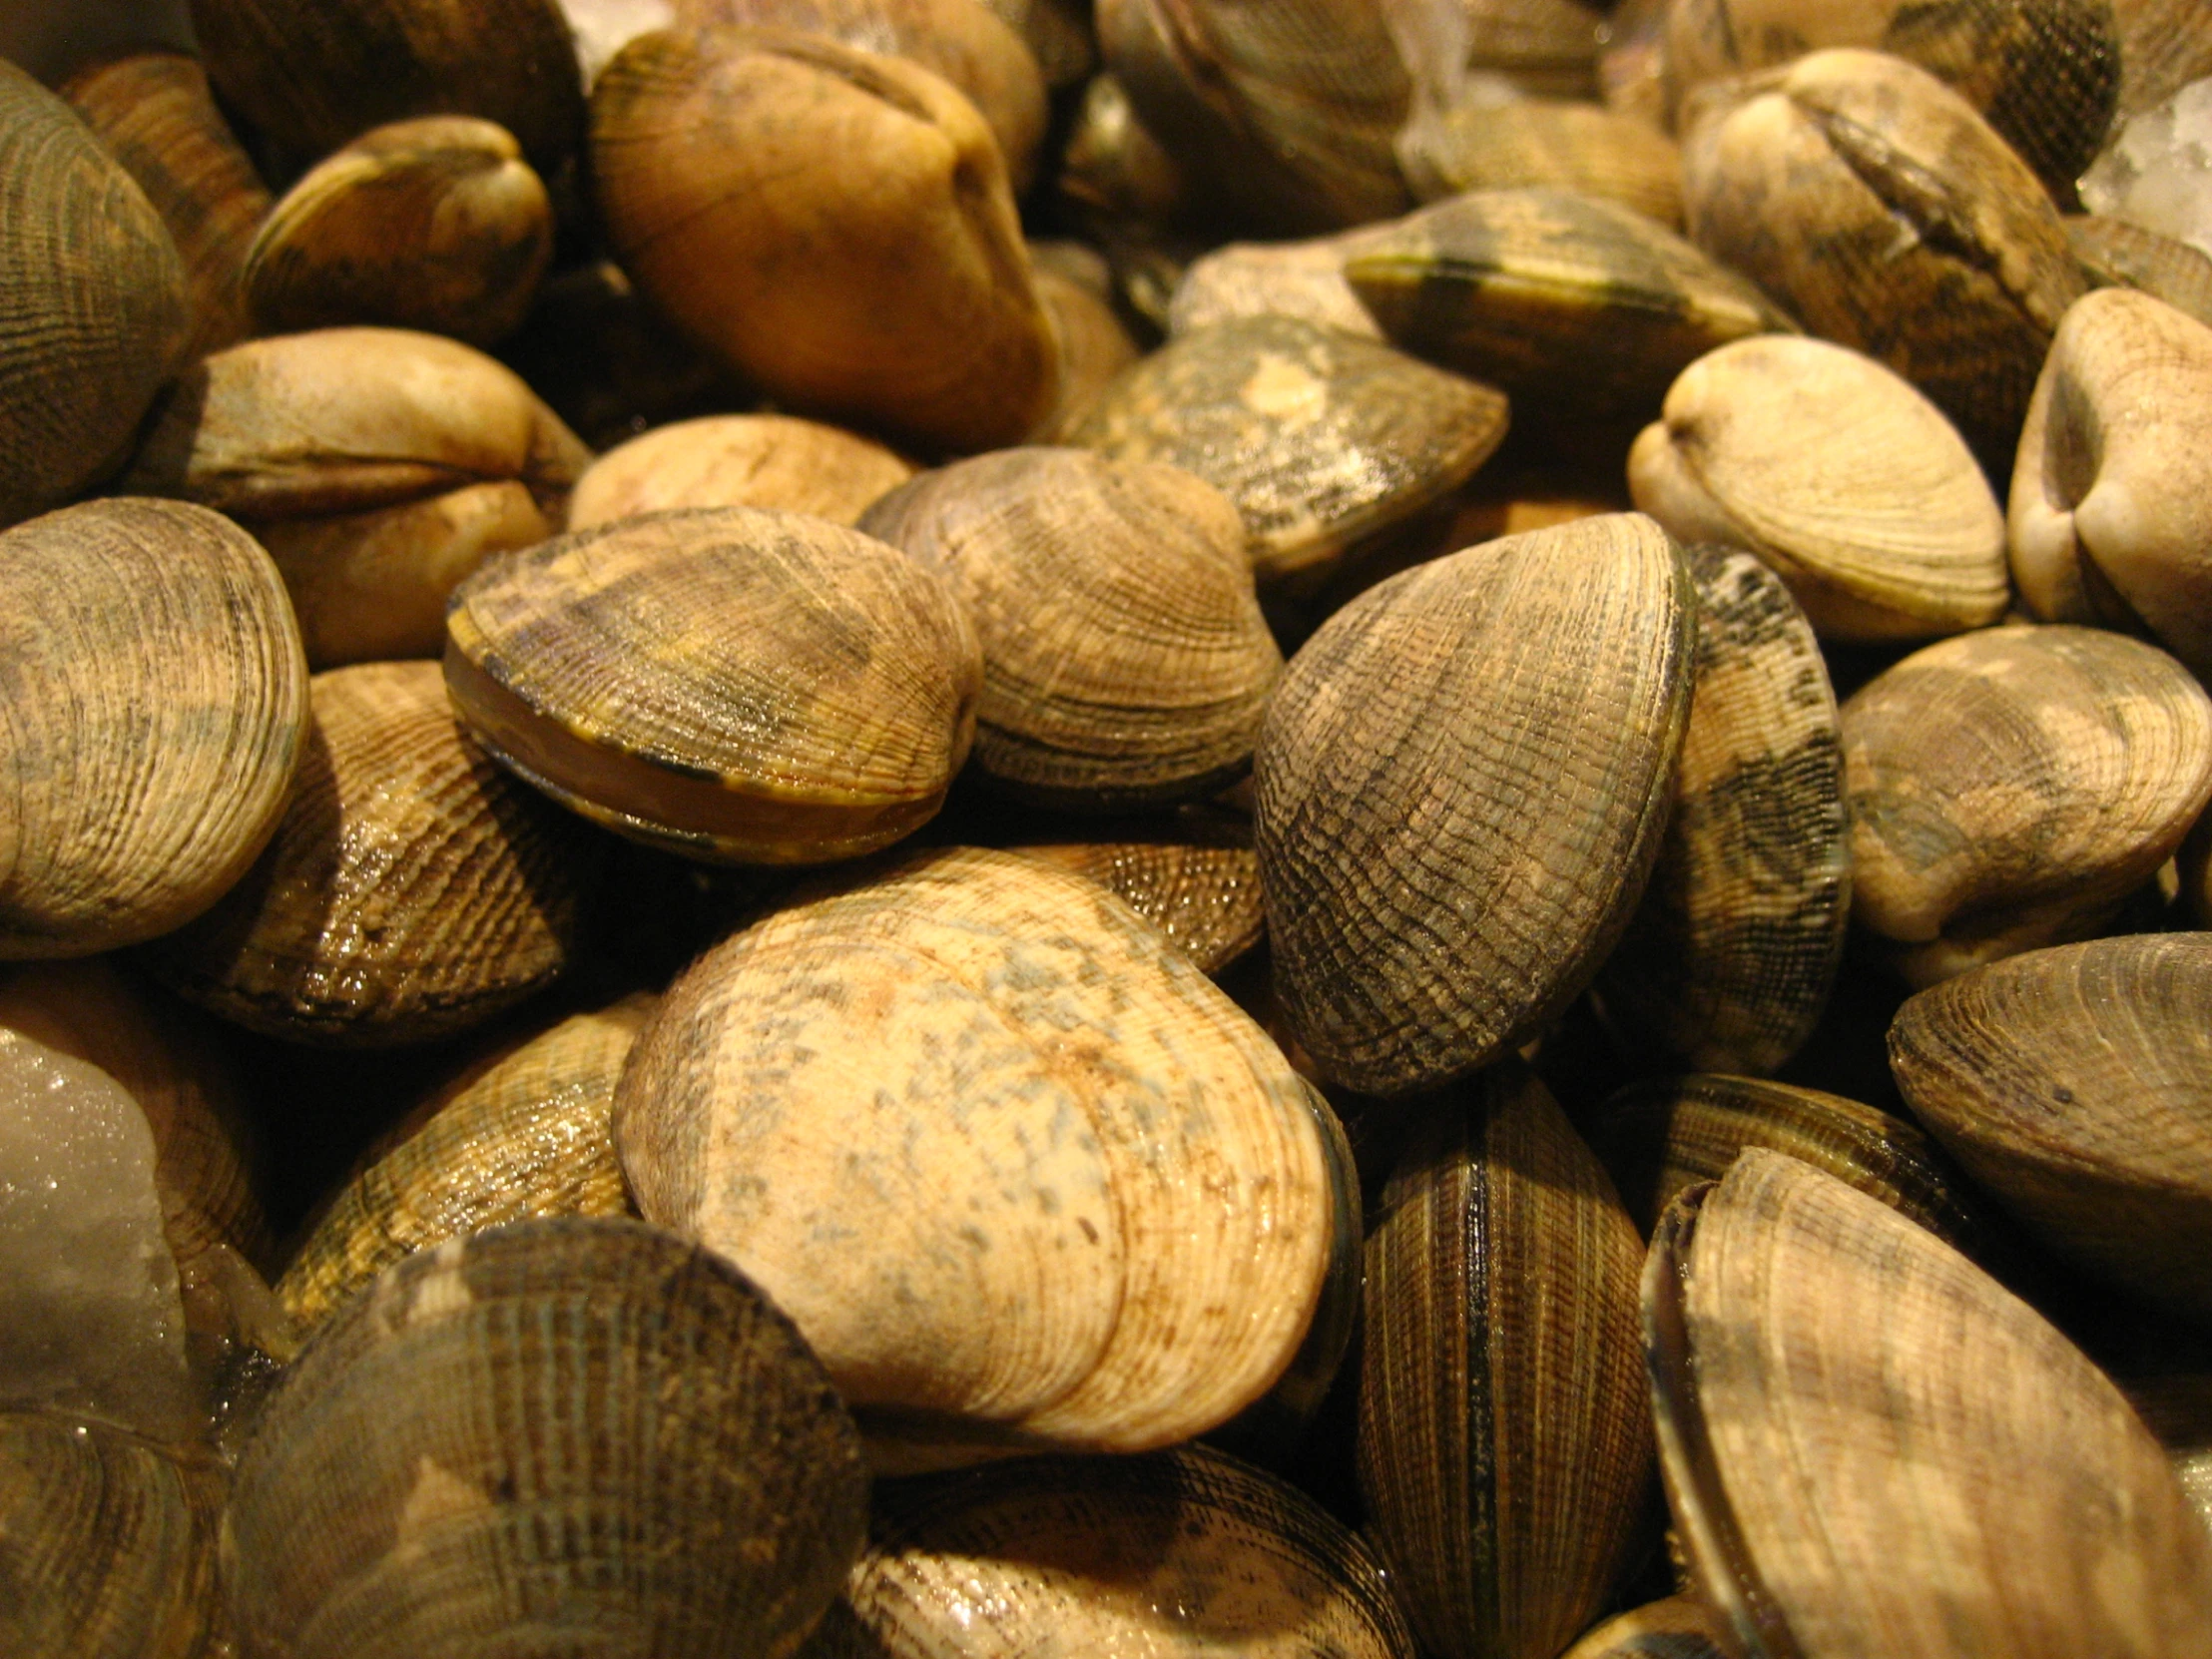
[1559,1597,1729,1659]
[570,413,915,531]
[2067,214,2212,328]
[1397,97,1684,228]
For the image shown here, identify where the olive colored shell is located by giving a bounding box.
[187,0,587,175]
[0,1411,228,1659]
[1889,933,2212,1318]
[1627,336,2010,642]
[569,413,916,531]
[278,992,656,1329]
[811,1444,1416,1657]
[142,660,601,1046]
[859,447,1282,806]
[1345,188,1794,421]
[1591,544,1849,1073]
[592,27,1059,456]
[1166,225,1392,342]
[1068,314,1511,587]
[1254,513,1694,1096]
[2009,288,2212,677]
[1357,1063,1654,1659]
[1644,1149,2212,1658]
[0,499,307,959]
[2067,214,2212,327]
[243,117,554,347]
[1559,1597,1729,1659]
[1398,97,1685,227]
[60,52,270,360]
[1840,625,2212,984]
[444,507,981,863]
[613,846,1339,1472]
[1013,806,1265,974]
[228,1217,869,1659]
[0,61,188,529]
[1682,49,2087,465]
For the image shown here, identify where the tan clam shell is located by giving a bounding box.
[1012,804,1266,974]
[1167,224,1393,341]
[1399,97,1684,228]
[2127,1372,2212,1538]
[1644,1149,2212,1657]
[1628,336,2010,642]
[1559,1597,1729,1659]
[613,845,1339,1472]
[1032,261,1144,439]
[443,506,981,863]
[569,412,916,531]
[1839,624,2212,984]
[2067,214,2212,328]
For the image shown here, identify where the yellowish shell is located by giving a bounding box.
[568,412,916,531]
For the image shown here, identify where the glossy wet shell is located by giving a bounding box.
[1013,806,1265,974]
[227,1217,869,1659]
[1644,1150,2212,1658]
[1254,513,1693,1096]
[1357,1063,1654,1659]
[813,1444,1416,1657]
[277,993,656,1330]
[613,845,1337,1471]
[569,413,917,531]
[0,499,307,959]
[141,660,601,1046]
[1067,314,1510,586]
[1559,1597,1729,1659]
[1592,544,1849,1074]
[1889,933,2212,1318]
[444,507,981,863]
[1839,625,2212,984]
[0,60,188,529]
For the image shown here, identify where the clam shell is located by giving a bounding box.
[2126,1372,2212,1538]
[227,1216,869,1659]
[1012,805,1266,974]
[613,845,1339,1471]
[978,0,1093,89]
[1559,1597,1729,1659]
[2110,0,2212,123]
[1400,97,1683,227]
[1032,262,1145,439]
[2067,214,2212,328]
[0,499,307,959]
[1166,224,1393,342]
[569,413,917,532]
[443,506,981,863]
[1425,0,1610,99]
[1643,1149,2212,1657]
[1254,513,1694,1096]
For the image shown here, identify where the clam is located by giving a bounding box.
[570,413,916,531]
[1012,805,1267,975]
[2067,214,2212,328]
[977,0,1093,90]
[1888,933,2212,1319]
[1559,1597,1730,1659]
[2008,287,2212,678]
[0,61,187,530]
[1627,336,2011,642]
[141,660,604,1047]
[1032,261,1145,439]
[859,447,1282,807]
[1398,0,1610,103]
[1057,70,1201,327]
[1255,513,1694,1096]
[811,1444,1416,1656]
[1839,624,2212,984]
[444,507,980,863]
[2127,1372,2212,1538]
[1397,97,1684,228]
[592,26,1059,456]
[227,1217,869,1659]
[1356,1061,1655,1659]
[2110,0,2212,124]
[1167,225,1394,342]
[1067,314,1510,588]
[0,499,307,959]
[242,117,555,347]
[1643,1148,2212,1656]
[613,845,1342,1472]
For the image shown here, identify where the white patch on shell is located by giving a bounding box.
[395,1454,492,1542]
[405,1236,475,1325]
[1239,354,1330,427]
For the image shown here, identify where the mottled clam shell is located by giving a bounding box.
[1840,624,2212,984]
[142,661,602,1046]
[0,500,307,959]
[1357,1062,1654,1659]
[569,413,917,531]
[1167,225,1393,341]
[1559,1597,1729,1659]
[1627,335,2010,642]
[443,507,981,863]
[1067,314,1510,587]
[1592,544,1849,1074]
[228,1217,869,1659]
[2067,214,2212,328]
[1889,933,2212,1318]
[1254,513,1694,1096]
[613,846,1339,1472]
[1013,805,1265,974]
[1398,97,1683,227]
[1644,1150,2212,1658]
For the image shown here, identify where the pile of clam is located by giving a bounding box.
[7,0,2212,1653]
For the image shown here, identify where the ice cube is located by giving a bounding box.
[2081,76,2212,264]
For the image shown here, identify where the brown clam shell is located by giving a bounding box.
[1012,805,1265,974]
[569,412,916,532]
[1166,224,1393,342]
[2067,214,2212,328]
[1559,1597,1729,1659]
[1397,97,1684,227]
[1033,262,1145,439]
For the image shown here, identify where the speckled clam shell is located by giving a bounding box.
[444,506,981,864]
[1167,224,1393,341]
[0,499,307,959]
[1012,805,1265,974]
[277,992,657,1330]
[1628,335,2011,642]
[1067,314,1510,587]
[1889,933,2212,1319]
[613,845,1339,1472]
[811,1444,1415,1657]
[1356,1062,1654,1659]
[1397,97,1684,227]
[1254,513,1694,1096]
[1644,1150,2212,1659]
[1344,188,1794,421]
[227,1217,869,1659]
[2067,215,2212,328]
[569,413,917,532]
[1592,544,1849,1074]
[1840,624,2212,984]
[1559,1597,1729,1659]
[141,660,602,1046]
